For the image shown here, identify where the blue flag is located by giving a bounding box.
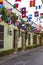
[36,5,42,10]
[0,4,4,8]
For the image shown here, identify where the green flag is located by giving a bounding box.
[13,4,19,8]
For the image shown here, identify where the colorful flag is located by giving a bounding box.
[28,17,32,21]
[15,0,21,2]
[22,12,26,18]
[27,14,32,21]
[22,22,25,30]
[36,5,42,10]
[13,3,19,8]
[40,13,43,18]
[0,0,4,5]
[0,0,4,2]
[22,8,26,13]
[22,7,26,18]
[0,0,4,8]
[30,1,35,7]
[7,8,12,14]
[0,4,3,8]
[14,22,17,26]
[8,20,12,24]
[34,11,39,17]
[0,2,3,4]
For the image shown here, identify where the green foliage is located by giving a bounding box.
[0,7,17,23]
[0,49,15,57]
[18,47,23,52]
[0,44,43,57]
[25,44,43,50]
[0,7,7,22]
[11,13,18,23]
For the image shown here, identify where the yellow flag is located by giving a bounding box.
[0,0,4,2]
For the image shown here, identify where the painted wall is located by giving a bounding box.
[0,21,22,51]
[0,21,14,51]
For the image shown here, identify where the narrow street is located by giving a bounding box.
[1,46,43,65]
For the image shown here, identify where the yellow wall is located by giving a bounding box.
[0,21,14,51]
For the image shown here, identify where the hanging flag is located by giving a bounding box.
[0,4,3,8]
[22,22,25,30]
[8,20,12,24]
[34,11,39,17]
[0,0,4,8]
[22,12,26,18]
[7,8,12,14]
[15,0,21,2]
[28,17,32,21]
[22,7,26,13]
[30,0,35,7]
[36,5,42,10]
[0,2,3,4]
[13,3,19,8]
[27,14,32,22]
[0,0,3,4]
[14,22,18,26]
[17,21,20,29]
[0,0,4,2]
[40,13,43,18]
[22,7,26,18]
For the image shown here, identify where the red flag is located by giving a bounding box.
[22,7,26,18]
[15,0,21,2]
[30,1,35,7]
[7,8,12,14]
[40,13,43,18]
[22,12,26,18]
[0,2,3,4]
[13,4,19,8]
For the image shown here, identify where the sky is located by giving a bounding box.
[7,0,43,27]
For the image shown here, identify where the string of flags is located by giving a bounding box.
[0,0,42,33]
[0,0,4,8]
[36,5,42,10]
[13,3,19,8]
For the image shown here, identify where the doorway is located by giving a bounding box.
[13,30,18,50]
[28,34,30,45]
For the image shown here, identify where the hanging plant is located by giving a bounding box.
[1,7,9,23]
[11,13,18,23]
[0,7,18,24]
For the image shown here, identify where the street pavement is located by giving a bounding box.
[0,46,43,65]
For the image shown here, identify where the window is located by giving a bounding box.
[0,25,4,48]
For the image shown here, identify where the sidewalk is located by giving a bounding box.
[0,46,43,65]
